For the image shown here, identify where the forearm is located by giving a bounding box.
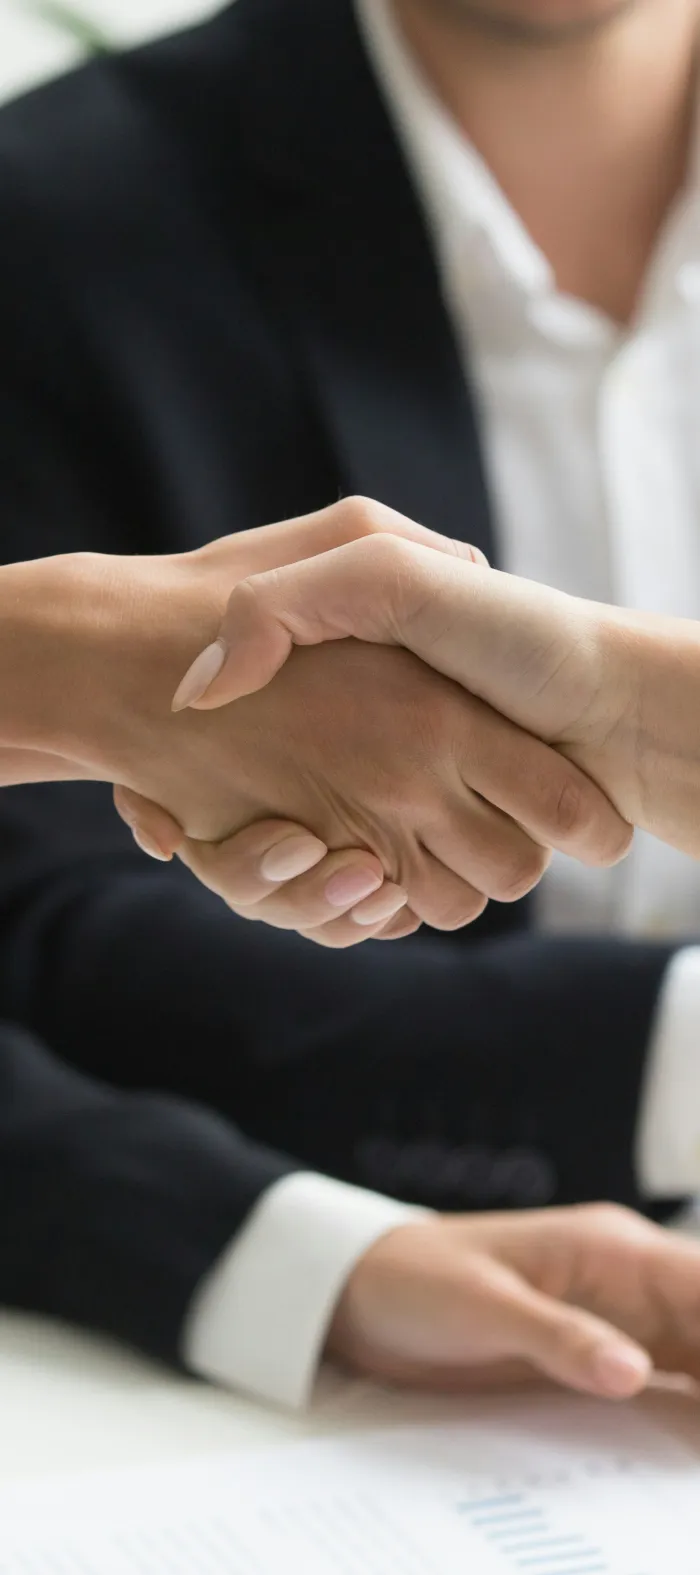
[0,796,668,1219]
[0,555,101,769]
[0,552,176,782]
[0,1021,293,1368]
[0,549,226,796]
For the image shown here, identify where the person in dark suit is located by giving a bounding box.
[1,0,700,1405]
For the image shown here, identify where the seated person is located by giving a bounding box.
[1,0,699,1405]
[7,1020,700,1406]
[0,515,696,1408]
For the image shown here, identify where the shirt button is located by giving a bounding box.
[442,1146,497,1204]
[401,1141,452,1198]
[491,1149,557,1206]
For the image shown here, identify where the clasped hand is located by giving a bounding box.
[115,498,630,946]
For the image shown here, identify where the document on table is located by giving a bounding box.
[1,1390,698,1573]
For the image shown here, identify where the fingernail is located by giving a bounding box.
[113,785,135,825]
[451,540,489,566]
[172,639,227,712]
[260,835,327,882]
[592,1344,651,1397]
[131,827,173,863]
[376,912,421,941]
[324,867,383,908]
[351,888,408,926]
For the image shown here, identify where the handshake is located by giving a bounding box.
[7,496,700,944]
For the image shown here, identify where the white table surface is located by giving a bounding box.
[1,1302,699,1493]
[0,1208,696,1485]
[0,0,698,1503]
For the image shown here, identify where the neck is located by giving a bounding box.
[390,0,700,321]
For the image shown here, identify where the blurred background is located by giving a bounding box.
[0,0,218,103]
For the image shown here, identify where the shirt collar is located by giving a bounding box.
[354,0,552,297]
[354,0,700,312]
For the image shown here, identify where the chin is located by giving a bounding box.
[440,0,636,39]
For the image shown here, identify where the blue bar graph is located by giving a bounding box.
[455,1486,650,1575]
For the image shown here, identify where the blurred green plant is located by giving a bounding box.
[24,2,113,53]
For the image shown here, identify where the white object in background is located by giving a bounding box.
[0,4,78,102]
[86,0,222,42]
[0,0,220,104]
[2,1391,699,1572]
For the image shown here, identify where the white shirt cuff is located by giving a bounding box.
[637,946,700,1196]
[181,1172,426,1409]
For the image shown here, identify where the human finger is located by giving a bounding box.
[171,530,487,713]
[181,828,414,944]
[113,785,182,861]
[486,1270,652,1399]
[297,896,421,949]
[213,846,402,932]
[449,694,632,870]
[198,494,485,585]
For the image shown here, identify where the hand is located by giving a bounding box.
[118,503,628,943]
[181,528,698,850]
[112,798,419,946]
[11,500,629,933]
[114,632,567,933]
[102,500,628,940]
[2,501,426,943]
[327,1204,700,1399]
[112,499,459,946]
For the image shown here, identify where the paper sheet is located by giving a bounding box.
[2,1391,698,1573]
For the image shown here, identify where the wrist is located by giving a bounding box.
[0,554,113,760]
[563,606,700,854]
[613,611,700,852]
[559,608,644,824]
[2,550,227,784]
[75,551,230,785]
[325,1219,434,1378]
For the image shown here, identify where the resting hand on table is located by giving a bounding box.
[327,1205,700,1399]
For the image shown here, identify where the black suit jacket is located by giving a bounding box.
[0,0,680,1369]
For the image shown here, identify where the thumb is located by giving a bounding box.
[495,1277,652,1400]
[171,533,489,712]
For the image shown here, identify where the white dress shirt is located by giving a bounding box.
[184,0,700,1407]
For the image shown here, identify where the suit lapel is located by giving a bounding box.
[222,0,496,558]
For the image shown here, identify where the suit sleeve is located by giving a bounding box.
[0,74,683,1227]
[0,780,679,1220]
[0,1021,294,1366]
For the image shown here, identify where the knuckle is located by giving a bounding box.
[550,771,589,841]
[427,889,488,931]
[543,768,633,867]
[600,817,635,867]
[556,1323,601,1365]
[579,796,634,867]
[527,763,592,848]
[355,530,415,583]
[300,925,357,950]
[493,840,551,903]
[578,1202,637,1234]
[336,495,392,541]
